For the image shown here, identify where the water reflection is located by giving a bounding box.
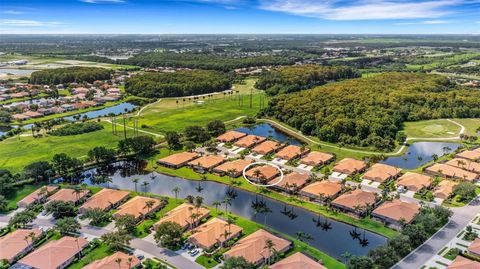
[82,163,386,259]
[235,124,302,145]
[381,142,461,169]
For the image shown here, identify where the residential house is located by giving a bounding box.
[446,158,480,173]
[82,252,141,269]
[112,196,162,221]
[188,155,225,173]
[213,159,253,178]
[362,163,401,183]
[333,158,367,176]
[397,172,432,192]
[0,229,43,263]
[468,237,480,258]
[216,130,247,143]
[154,203,210,230]
[300,151,335,167]
[14,236,89,269]
[17,186,59,208]
[157,152,199,169]
[433,180,458,199]
[425,163,478,182]
[372,199,420,229]
[447,256,480,269]
[245,165,281,183]
[233,135,267,148]
[223,229,291,266]
[455,149,480,162]
[188,218,243,250]
[332,189,377,215]
[251,140,284,155]
[269,252,327,269]
[270,172,310,192]
[47,188,90,205]
[275,145,310,161]
[79,188,130,213]
[300,181,343,201]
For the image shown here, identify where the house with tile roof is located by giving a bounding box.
[372,199,420,229]
[82,252,141,269]
[112,196,162,221]
[79,188,130,213]
[224,229,291,266]
[275,145,310,161]
[447,256,480,269]
[0,229,43,263]
[216,131,247,143]
[47,188,90,205]
[188,218,243,250]
[333,158,367,176]
[300,151,335,167]
[332,189,377,216]
[397,172,432,192]
[154,203,210,230]
[269,252,326,269]
[213,159,253,178]
[188,155,225,173]
[17,186,59,208]
[234,135,267,148]
[433,180,457,199]
[300,181,343,201]
[425,163,478,182]
[362,163,401,183]
[157,152,199,169]
[251,140,284,155]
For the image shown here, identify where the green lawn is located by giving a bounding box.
[195,255,219,268]
[145,149,398,239]
[1,183,46,213]
[67,243,114,269]
[452,118,480,137]
[403,119,462,139]
[0,121,140,172]
[133,196,183,238]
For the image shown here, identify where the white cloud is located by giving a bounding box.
[396,20,450,25]
[3,10,25,15]
[259,0,461,20]
[0,19,62,27]
[79,0,125,3]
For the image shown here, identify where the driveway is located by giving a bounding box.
[392,196,480,269]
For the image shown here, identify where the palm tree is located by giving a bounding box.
[221,229,231,247]
[264,239,277,265]
[172,186,180,201]
[143,200,156,220]
[253,169,262,182]
[341,251,352,263]
[131,178,140,192]
[212,200,221,214]
[141,181,149,194]
[127,257,133,269]
[222,197,232,215]
[115,257,122,269]
[71,186,82,204]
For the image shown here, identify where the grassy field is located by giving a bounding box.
[0,121,140,172]
[403,119,462,138]
[452,118,480,137]
[1,183,46,213]
[145,148,398,239]
[130,78,266,134]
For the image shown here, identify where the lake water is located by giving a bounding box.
[381,141,461,169]
[0,126,12,136]
[0,68,36,76]
[235,123,303,145]
[83,167,386,260]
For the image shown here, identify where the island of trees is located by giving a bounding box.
[29,66,112,84]
[121,52,294,71]
[255,64,360,95]
[125,70,232,98]
[261,72,480,151]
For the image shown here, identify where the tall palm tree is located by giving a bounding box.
[222,197,232,215]
[142,181,149,194]
[131,178,140,192]
[212,200,221,214]
[71,186,82,204]
[143,200,156,220]
[127,257,133,269]
[172,186,180,201]
[264,239,277,265]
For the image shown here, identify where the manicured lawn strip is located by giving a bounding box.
[452,118,480,138]
[1,183,46,213]
[207,210,345,269]
[195,255,219,268]
[442,248,460,261]
[403,119,462,139]
[67,243,114,269]
[133,196,183,238]
[0,121,138,172]
[146,149,398,239]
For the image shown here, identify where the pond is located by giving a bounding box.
[235,123,303,145]
[0,68,36,76]
[0,125,12,136]
[381,141,461,169]
[62,102,137,121]
[83,166,386,260]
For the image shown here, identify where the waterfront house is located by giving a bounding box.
[157,152,199,169]
[188,218,242,250]
[223,229,291,266]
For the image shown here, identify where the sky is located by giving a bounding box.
[0,0,479,34]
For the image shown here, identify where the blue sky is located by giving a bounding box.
[0,0,479,34]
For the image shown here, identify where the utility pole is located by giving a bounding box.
[123,114,127,139]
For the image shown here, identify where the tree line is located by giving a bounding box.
[255,64,360,95]
[125,70,232,98]
[121,52,294,71]
[29,66,112,84]
[260,72,480,151]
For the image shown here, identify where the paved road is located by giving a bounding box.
[391,195,480,269]
[0,213,204,269]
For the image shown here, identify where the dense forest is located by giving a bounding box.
[125,70,232,98]
[255,65,360,95]
[437,64,480,75]
[121,52,294,71]
[261,73,480,151]
[29,67,111,84]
